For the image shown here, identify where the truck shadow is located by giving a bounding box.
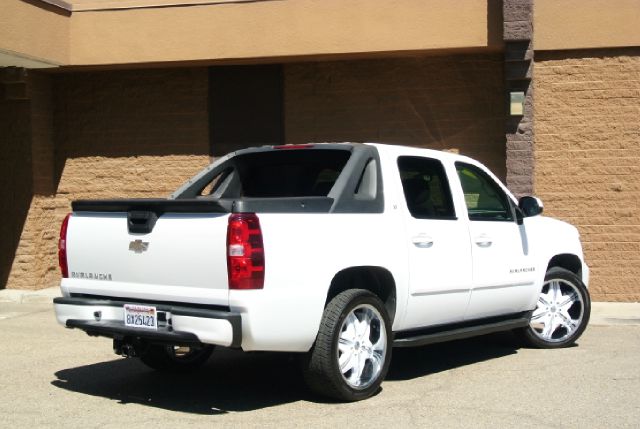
[52,348,307,414]
[51,332,521,413]
[386,331,520,381]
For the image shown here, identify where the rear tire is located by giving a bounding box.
[303,289,392,402]
[516,267,590,348]
[139,344,214,372]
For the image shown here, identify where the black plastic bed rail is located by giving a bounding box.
[231,196,334,213]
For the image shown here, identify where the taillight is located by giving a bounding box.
[227,213,265,290]
[58,213,71,278]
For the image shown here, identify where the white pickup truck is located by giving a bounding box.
[54,143,590,401]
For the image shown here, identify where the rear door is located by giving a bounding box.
[454,162,538,320]
[399,156,473,329]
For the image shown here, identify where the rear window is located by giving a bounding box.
[235,149,351,197]
[398,156,456,219]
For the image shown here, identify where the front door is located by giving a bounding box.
[455,162,538,320]
[399,156,473,329]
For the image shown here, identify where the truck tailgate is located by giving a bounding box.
[64,202,230,306]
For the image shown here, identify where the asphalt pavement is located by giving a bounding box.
[0,291,638,428]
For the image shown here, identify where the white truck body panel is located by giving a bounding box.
[233,213,406,351]
[402,216,473,329]
[54,143,589,353]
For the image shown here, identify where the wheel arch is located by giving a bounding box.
[326,266,397,324]
[547,253,583,280]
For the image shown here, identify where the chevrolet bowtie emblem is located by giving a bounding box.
[129,239,149,253]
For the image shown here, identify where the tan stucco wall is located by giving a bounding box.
[0,1,69,66]
[534,48,640,302]
[68,0,501,66]
[535,0,640,51]
[5,0,640,68]
[3,0,500,68]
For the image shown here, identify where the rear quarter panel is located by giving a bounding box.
[230,212,408,351]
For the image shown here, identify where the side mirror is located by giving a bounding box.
[519,196,544,217]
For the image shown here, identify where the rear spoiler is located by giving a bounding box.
[72,199,229,214]
[72,199,231,234]
[72,197,335,215]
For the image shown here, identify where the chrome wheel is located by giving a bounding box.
[530,278,585,343]
[337,304,387,390]
[304,289,392,401]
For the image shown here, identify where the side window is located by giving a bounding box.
[198,168,232,197]
[455,162,512,221]
[354,159,377,200]
[398,156,456,220]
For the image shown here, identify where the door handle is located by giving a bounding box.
[412,235,434,248]
[474,235,492,248]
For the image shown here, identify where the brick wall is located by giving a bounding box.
[6,68,211,290]
[535,48,640,301]
[285,55,507,179]
[5,58,506,290]
[503,0,535,198]
[0,96,32,289]
[30,73,55,195]
[6,72,59,290]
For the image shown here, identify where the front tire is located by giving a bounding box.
[518,267,591,348]
[303,289,392,402]
[139,344,214,372]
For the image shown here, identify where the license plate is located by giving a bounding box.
[124,304,157,330]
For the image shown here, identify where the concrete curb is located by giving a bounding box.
[590,302,640,326]
[0,287,62,304]
[0,287,638,325]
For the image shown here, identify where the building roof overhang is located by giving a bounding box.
[40,0,261,12]
[0,49,60,69]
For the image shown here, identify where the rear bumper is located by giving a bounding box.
[54,297,241,348]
